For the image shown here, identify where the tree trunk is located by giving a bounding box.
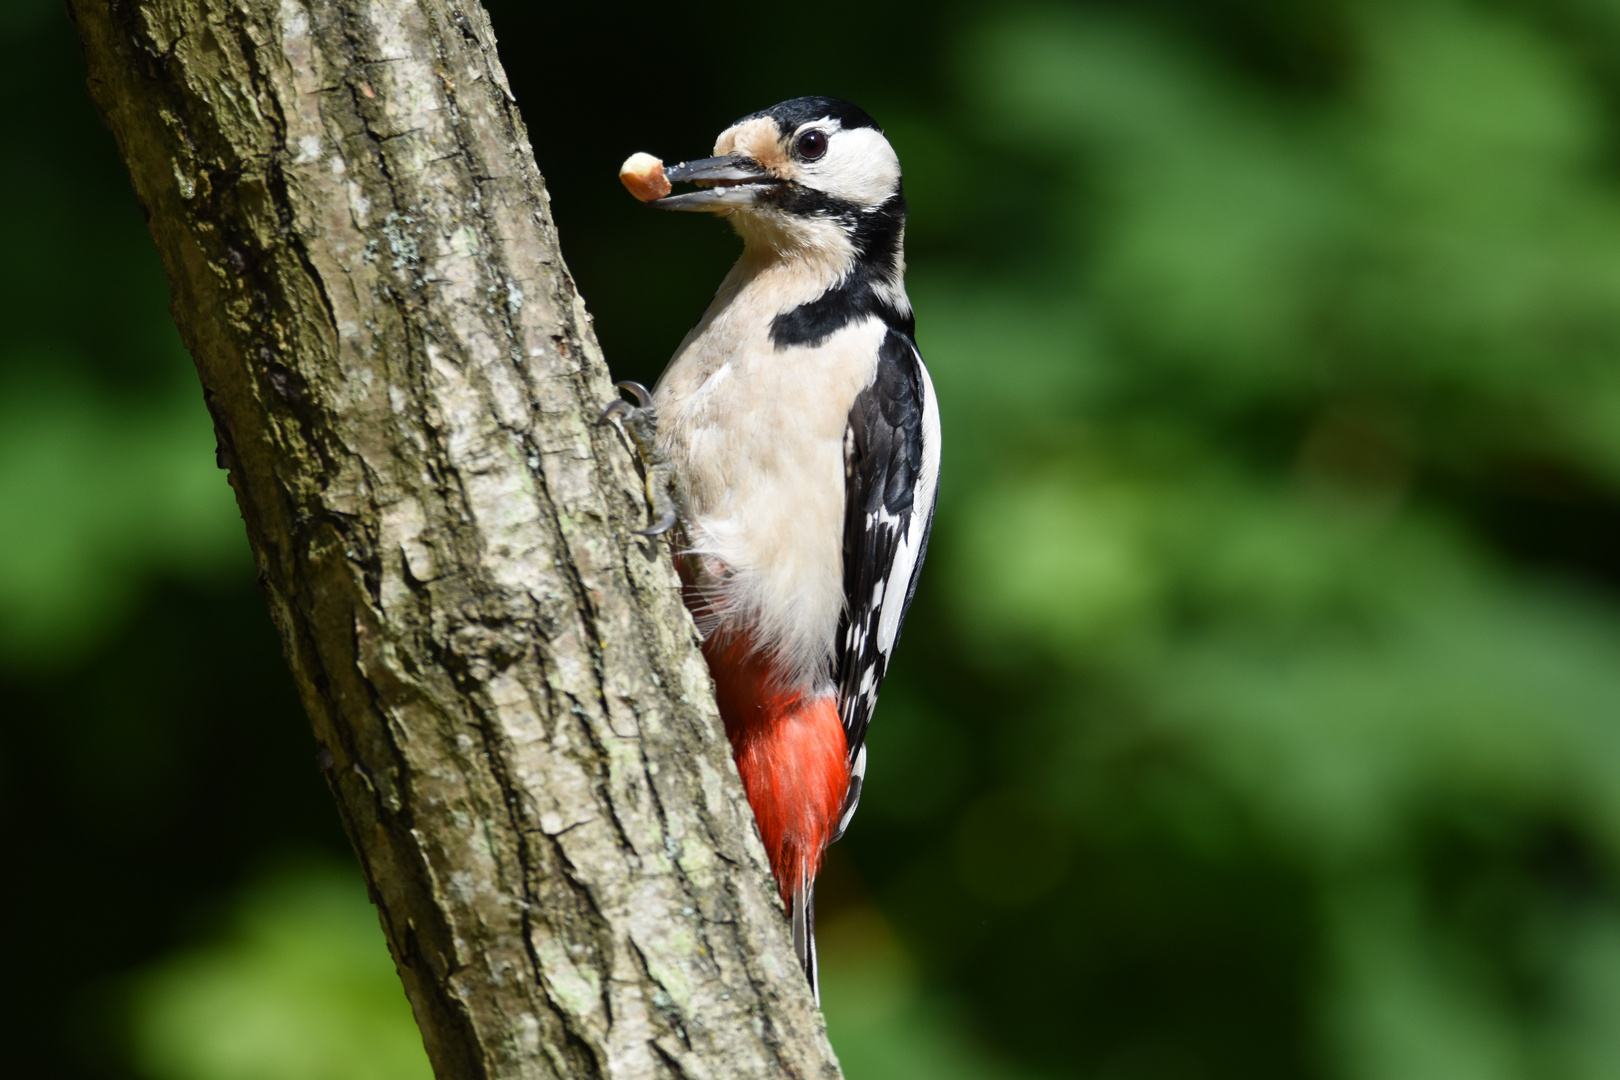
[65,1,844,1077]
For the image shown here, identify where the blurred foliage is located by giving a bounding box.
[9,0,1620,1078]
[882,5,1620,1077]
[130,861,432,1080]
[0,371,246,663]
[0,0,243,670]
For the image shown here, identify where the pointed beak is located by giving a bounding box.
[653,155,781,211]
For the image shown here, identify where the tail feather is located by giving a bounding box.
[702,627,844,999]
[792,877,819,1003]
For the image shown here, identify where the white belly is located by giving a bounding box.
[654,304,886,693]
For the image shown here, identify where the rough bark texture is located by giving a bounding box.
[66,2,844,1077]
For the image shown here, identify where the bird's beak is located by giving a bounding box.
[653,155,780,211]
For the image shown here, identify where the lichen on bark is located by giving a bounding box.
[65,0,844,1076]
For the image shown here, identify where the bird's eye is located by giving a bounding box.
[796,130,828,161]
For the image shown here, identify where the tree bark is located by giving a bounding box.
[65,1,844,1077]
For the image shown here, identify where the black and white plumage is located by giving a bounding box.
[613,96,940,998]
[832,329,939,840]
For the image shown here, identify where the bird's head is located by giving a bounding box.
[653,96,905,262]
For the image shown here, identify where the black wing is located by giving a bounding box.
[831,329,939,840]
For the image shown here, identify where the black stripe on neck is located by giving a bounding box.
[769,191,911,350]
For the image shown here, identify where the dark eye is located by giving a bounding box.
[796,130,828,161]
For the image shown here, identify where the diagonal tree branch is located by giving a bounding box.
[65,0,844,1076]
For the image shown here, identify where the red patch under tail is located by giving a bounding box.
[703,630,850,903]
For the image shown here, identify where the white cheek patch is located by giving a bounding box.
[801,125,901,207]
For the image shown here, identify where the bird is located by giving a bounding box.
[604,96,940,998]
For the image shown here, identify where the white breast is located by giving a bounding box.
[654,264,885,693]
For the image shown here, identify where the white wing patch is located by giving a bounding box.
[869,348,939,663]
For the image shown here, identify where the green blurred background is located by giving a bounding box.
[8,0,1620,1076]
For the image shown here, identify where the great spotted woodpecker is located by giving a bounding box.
[605,97,940,997]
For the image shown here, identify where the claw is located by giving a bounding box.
[615,380,653,408]
[636,510,678,537]
[600,378,687,539]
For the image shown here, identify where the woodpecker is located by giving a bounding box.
[606,97,940,997]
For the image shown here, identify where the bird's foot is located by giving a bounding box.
[600,380,688,537]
